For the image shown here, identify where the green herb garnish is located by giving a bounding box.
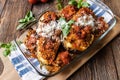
[57,0,63,10]
[59,17,74,37]
[68,0,77,5]
[68,19,75,25]
[0,41,22,57]
[17,11,36,30]
[68,0,90,8]
[81,1,90,7]
[0,42,15,57]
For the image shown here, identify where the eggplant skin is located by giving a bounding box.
[63,8,96,51]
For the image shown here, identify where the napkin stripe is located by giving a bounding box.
[94,7,101,14]
[90,4,97,10]
[97,10,105,17]
[33,60,40,67]
[12,55,32,77]
[89,1,113,23]
[19,67,30,77]
[19,66,33,77]
[9,44,41,79]
[12,55,25,65]
[16,64,25,70]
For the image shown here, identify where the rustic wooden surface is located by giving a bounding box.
[0,0,120,80]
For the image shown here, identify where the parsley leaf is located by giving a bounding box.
[0,41,22,57]
[17,11,36,30]
[68,20,75,25]
[62,24,71,37]
[81,2,90,7]
[59,17,75,37]
[0,43,11,48]
[68,0,90,8]
[0,42,12,57]
[3,49,11,57]
[57,0,63,10]
[68,0,77,5]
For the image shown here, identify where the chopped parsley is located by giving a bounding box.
[0,41,22,57]
[17,11,36,30]
[59,17,74,37]
[57,0,63,10]
[68,0,90,8]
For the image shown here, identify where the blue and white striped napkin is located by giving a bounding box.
[8,0,114,80]
[8,41,45,80]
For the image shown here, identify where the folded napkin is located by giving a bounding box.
[8,41,45,80]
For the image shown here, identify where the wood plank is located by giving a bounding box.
[32,0,69,16]
[73,45,119,80]
[0,0,6,15]
[0,0,32,42]
[103,0,120,80]
[111,36,120,80]
[94,46,118,80]
[68,46,118,80]
[32,1,55,16]
[0,0,7,30]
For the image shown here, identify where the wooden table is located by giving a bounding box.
[0,0,120,80]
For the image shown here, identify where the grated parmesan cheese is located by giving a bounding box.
[36,19,65,38]
[75,14,95,27]
[37,21,60,37]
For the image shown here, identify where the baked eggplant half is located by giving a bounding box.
[63,7,108,51]
[36,11,62,65]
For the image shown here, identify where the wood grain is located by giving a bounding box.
[111,35,120,80]
[0,0,6,15]
[0,0,32,42]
